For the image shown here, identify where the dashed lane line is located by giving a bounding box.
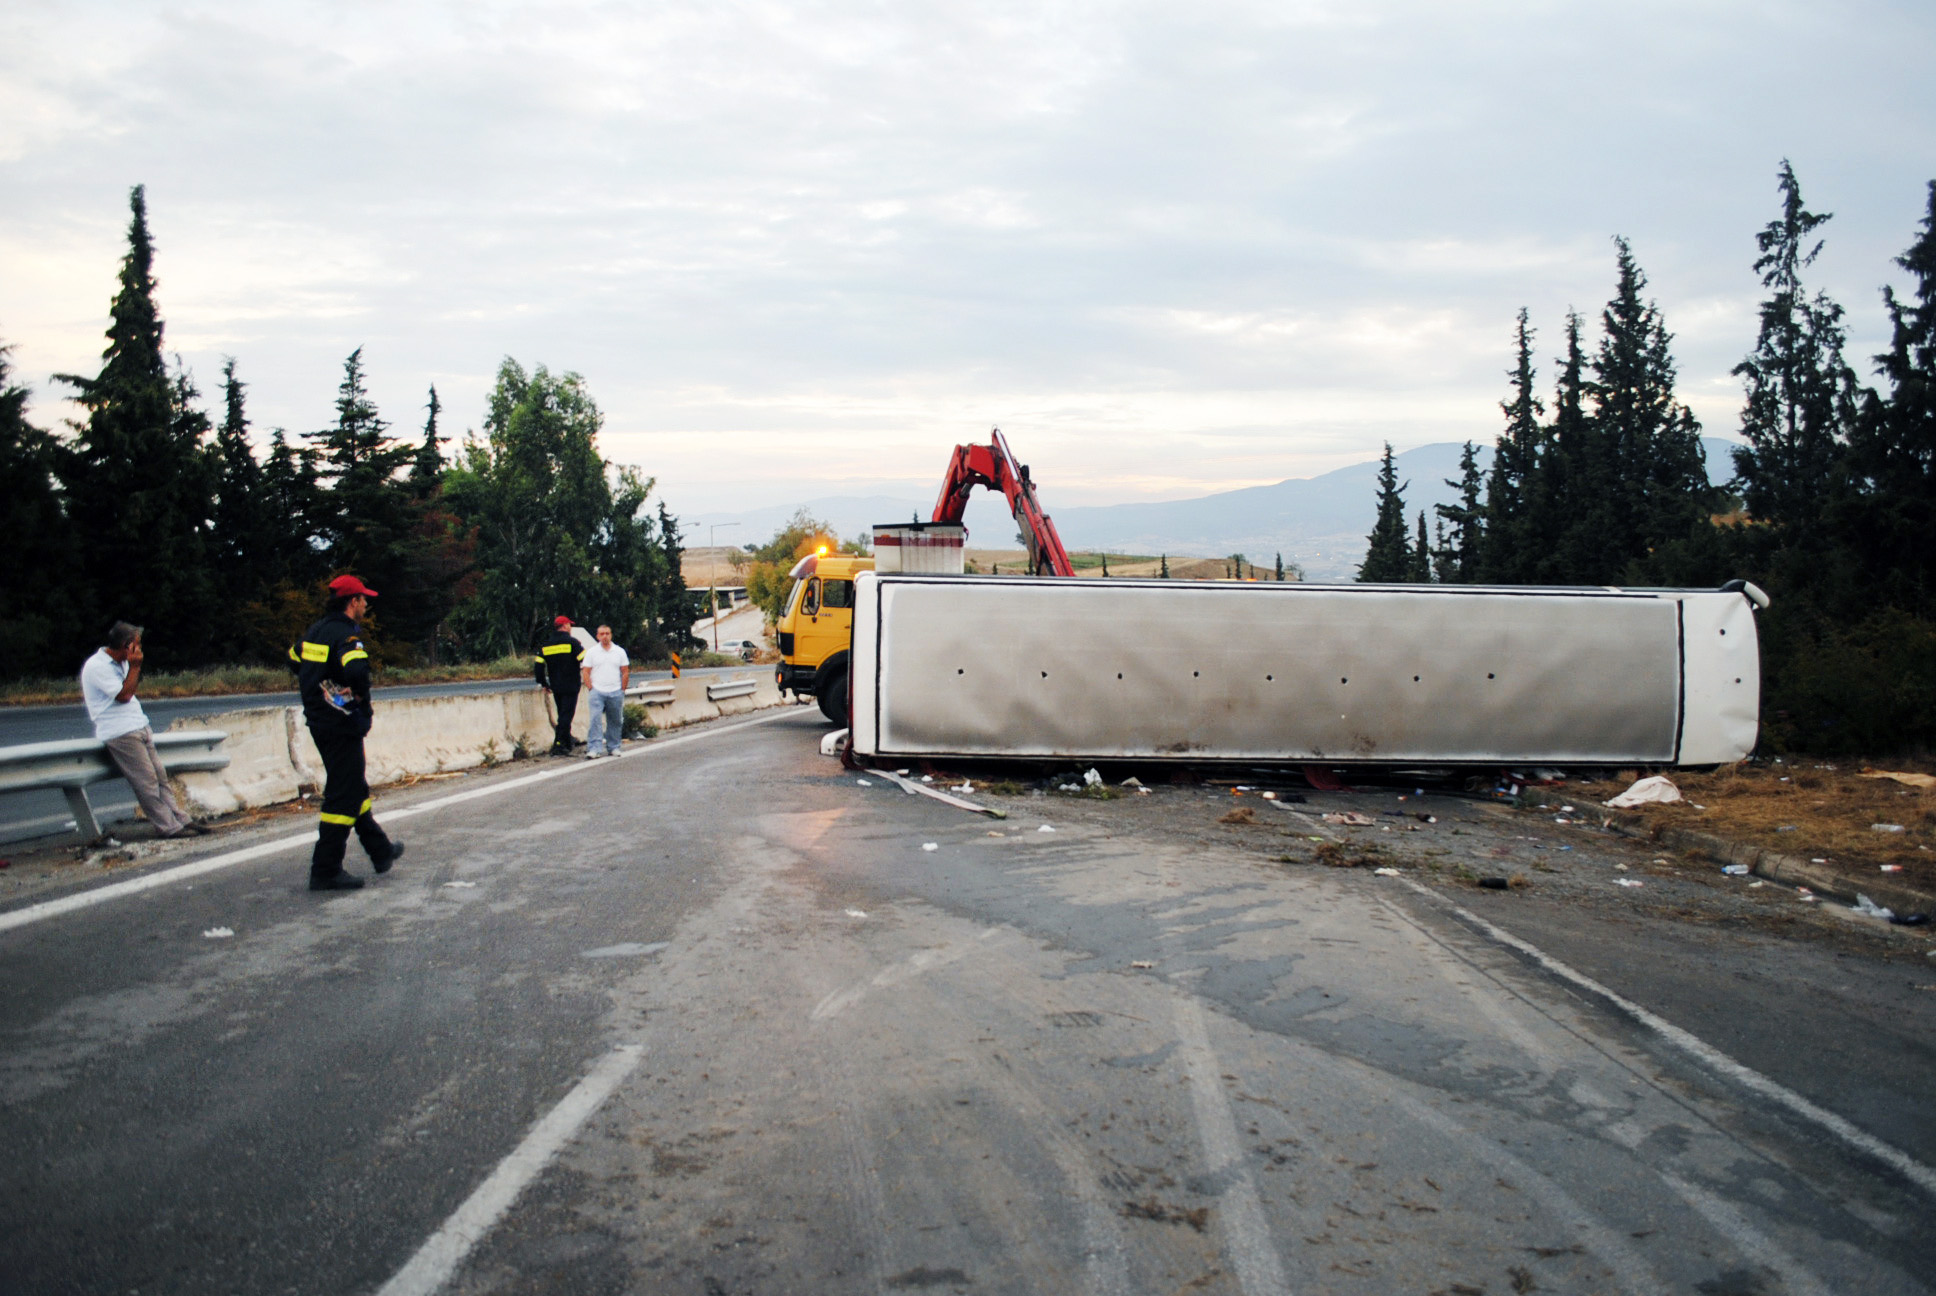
[375,1044,645,1296]
[0,708,805,936]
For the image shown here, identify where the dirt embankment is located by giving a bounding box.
[1567,761,1936,895]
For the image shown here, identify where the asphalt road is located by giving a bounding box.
[0,667,759,844]
[0,710,1930,1295]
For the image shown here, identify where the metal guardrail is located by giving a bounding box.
[706,679,758,702]
[0,731,229,841]
[625,681,675,705]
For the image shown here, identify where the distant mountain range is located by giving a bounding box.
[686,438,1740,582]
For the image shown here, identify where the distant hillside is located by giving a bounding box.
[685,439,1741,582]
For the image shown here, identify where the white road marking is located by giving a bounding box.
[1171,993,1292,1296]
[1401,878,1936,1198]
[0,708,802,936]
[375,1043,644,1296]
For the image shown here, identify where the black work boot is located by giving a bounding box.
[310,821,353,891]
[310,872,365,892]
[371,841,405,875]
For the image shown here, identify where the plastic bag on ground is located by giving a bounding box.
[1604,775,1682,809]
[1853,893,1896,921]
[1082,768,1103,786]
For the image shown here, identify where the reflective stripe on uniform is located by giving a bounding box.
[318,811,357,826]
[300,641,331,662]
[541,643,576,655]
[358,798,373,817]
[287,646,301,663]
[341,649,369,664]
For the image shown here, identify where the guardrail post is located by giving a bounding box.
[62,787,102,842]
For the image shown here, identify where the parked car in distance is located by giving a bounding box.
[738,640,758,661]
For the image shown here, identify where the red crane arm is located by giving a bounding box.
[929,429,1076,577]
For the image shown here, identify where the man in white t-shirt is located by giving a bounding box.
[78,621,206,840]
[580,624,631,758]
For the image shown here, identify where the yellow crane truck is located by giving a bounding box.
[774,548,872,722]
[776,431,1075,723]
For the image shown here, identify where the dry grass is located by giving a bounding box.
[1570,760,1936,891]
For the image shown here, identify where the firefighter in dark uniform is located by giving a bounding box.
[288,575,404,891]
[533,615,585,756]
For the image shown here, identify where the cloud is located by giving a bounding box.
[1,0,1931,517]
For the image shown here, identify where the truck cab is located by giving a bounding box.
[775,550,874,722]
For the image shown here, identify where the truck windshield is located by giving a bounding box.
[822,579,855,610]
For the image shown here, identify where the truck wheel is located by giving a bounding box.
[817,670,849,724]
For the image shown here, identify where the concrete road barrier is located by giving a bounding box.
[162,681,787,821]
[171,708,305,815]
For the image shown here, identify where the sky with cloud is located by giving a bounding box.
[3,0,1933,523]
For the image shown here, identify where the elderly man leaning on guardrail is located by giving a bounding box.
[79,621,208,840]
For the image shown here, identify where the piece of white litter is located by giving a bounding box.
[442,880,478,889]
[856,779,873,787]
[1561,805,1575,813]
[953,782,975,794]
[1604,775,1682,808]
[922,842,939,852]
[1812,858,1828,864]
[1873,823,1907,833]
[1881,864,1904,873]
[202,927,234,939]
[1130,960,1155,969]
[1083,768,1103,786]
[1615,879,1644,888]
[1373,867,1400,877]
[921,775,934,783]
[1121,777,1145,788]
[1749,880,1766,888]
[1059,783,1080,792]
[1722,864,1750,876]
[1854,894,1897,921]
[1262,791,1277,800]
[1038,824,1056,833]
[845,908,868,919]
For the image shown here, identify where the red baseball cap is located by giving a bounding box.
[553,615,573,627]
[329,575,379,598]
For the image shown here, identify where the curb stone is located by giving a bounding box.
[1598,811,1936,917]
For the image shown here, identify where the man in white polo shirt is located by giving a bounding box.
[580,624,631,758]
[79,621,207,840]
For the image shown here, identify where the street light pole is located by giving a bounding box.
[709,522,739,655]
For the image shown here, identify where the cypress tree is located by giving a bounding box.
[0,344,72,675]
[1540,312,1599,583]
[1357,443,1411,581]
[1273,552,1283,581]
[1101,554,1110,577]
[1732,162,1858,534]
[1160,554,1169,578]
[1849,180,1936,611]
[1409,510,1432,581]
[1480,310,1543,582]
[1433,440,1485,583]
[655,500,696,652]
[1587,238,1710,569]
[54,185,217,667]
[309,349,419,601]
[411,384,445,498]
[209,359,281,622]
